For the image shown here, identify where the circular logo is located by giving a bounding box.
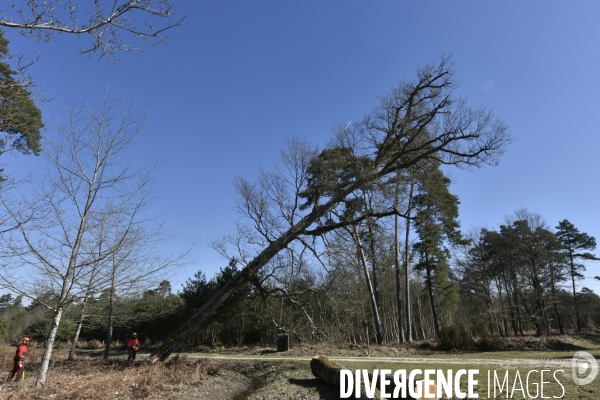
[572,351,598,385]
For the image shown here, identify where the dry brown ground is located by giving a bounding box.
[0,345,223,399]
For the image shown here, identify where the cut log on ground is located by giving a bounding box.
[412,379,439,400]
[310,355,439,400]
[310,355,382,399]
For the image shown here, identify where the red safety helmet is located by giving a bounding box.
[22,336,30,345]
[132,332,137,337]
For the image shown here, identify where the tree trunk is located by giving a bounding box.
[570,255,582,333]
[150,169,384,362]
[510,268,524,336]
[68,313,85,361]
[395,213,405,343]
[354,225,385,345]
[35,152,96,388]
[35,308,63,389]
[311,355,440,399]
[69,255,101,361]
[549,262,564,334]
[495,279,509,336]
[310,355,382,399]
[531,272,550,336]
[519,292,541,335]
[415,287,427,340]
[366,219,384,342]
[36,217,89,387]
[485,279,502,336]
[502,276,518,336]
[425,260,440,336]
[404,177,414,342]
[487,296,502,336]
[104,277,116,361]
[103,298,115,360]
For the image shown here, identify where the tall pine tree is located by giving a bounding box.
[555,220,599,332]
[412,166,465,336]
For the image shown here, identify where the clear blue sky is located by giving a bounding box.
[5,1,600,293]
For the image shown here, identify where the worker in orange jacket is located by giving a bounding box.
[7,337,29,381]
[127,332,140,362]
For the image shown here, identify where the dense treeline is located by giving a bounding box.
[457,212,600,337]
[1,208,598,350]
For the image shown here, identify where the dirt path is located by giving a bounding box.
[184,354,575,370]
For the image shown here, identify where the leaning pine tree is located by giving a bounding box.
[151,56,512,362]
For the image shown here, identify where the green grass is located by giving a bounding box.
[414,349,600,360]
[338,361,599,400]
[175,334,600,399]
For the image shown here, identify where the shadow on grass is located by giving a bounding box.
[548,342,587,351]
[288,378,340,399]
[578,333,600,344]
[556,353,600,360]
[260,349,278,355]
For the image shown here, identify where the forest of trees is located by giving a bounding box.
[1,204,598,353]
[0,74,596,354]
[0,12,598,376]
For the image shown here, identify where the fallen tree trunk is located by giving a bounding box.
[148,59,510,363]
[310,355,439,400]
[310,355,382,399]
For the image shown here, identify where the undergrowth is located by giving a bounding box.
[0,345,218,399]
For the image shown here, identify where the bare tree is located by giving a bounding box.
[0,93,158,388]
[0,0,184,60]
[151,56,511,362]
[68,197,189,360]
[99,213,191,361]
[67,229,105,361]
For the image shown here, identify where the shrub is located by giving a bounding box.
[438,321,472,350]
[78,339,104,349]
[470,315,504,350]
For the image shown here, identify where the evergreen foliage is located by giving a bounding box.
[412,166,465,334]
[0,29,43,165]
